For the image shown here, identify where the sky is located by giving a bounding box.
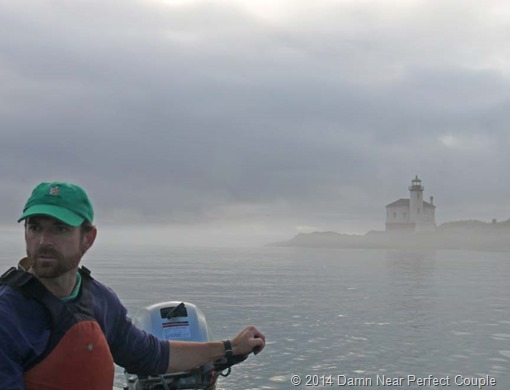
[1,0,509,246]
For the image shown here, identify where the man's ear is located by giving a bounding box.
[82,227,97,251]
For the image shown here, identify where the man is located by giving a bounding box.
[0,181,265,389]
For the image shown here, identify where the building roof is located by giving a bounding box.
[386,198,435,208]
[386,199,409,208]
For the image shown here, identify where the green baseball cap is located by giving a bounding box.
[18,182,94,227]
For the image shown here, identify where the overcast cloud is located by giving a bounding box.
[1,0,509,245]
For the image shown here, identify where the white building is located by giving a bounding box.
[385,176,436,232]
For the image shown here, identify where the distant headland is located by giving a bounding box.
[268,176,509,252]
[267,219,510,251]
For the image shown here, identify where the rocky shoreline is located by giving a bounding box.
[267,219,510,252]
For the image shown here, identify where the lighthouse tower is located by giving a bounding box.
[409,175,424,230]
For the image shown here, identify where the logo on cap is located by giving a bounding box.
[49,186,61,196]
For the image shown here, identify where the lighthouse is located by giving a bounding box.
[385,176,436,232]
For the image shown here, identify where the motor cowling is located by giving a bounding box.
[133,301,210,343]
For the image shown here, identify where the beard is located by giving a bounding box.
[27,246,83,279]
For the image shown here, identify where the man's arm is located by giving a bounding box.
[0,347,25,390]
[97,282,265,374]
[167,326,265,372]
[0,289,35,390]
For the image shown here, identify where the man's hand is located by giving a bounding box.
[230,326,266,356]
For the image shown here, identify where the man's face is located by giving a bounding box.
[25,216,87,279]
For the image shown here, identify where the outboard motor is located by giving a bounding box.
[124,301,247,390]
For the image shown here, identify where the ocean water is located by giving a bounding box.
[1,233,509,389]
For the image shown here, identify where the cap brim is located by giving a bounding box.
[17,204,85,227]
